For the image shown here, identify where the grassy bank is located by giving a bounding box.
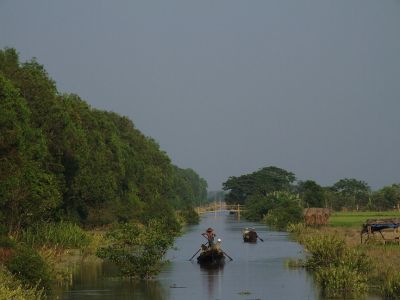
[289,211,400,299]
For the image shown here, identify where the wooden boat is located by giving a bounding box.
[197,247,225,266]
[243,228,258,243]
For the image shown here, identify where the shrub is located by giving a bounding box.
[5,244,51,290]
[316,264,368,298]
[302,233,370,298]
[303,234,347,269]
[262,192,303,230]
[97,219,175,279]
[0,266,45,300]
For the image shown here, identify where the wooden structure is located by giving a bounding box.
[196,202,246,220]
[303,208,331,226]
[361,218,400,244]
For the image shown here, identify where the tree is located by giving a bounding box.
[297,180,325,208]
[0,74,60,232]
[331,178,370,210]
[223,166,295,204]
[371,184,400,211]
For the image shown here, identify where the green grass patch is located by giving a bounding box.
[20,221,91,249]
[329,211,400,228]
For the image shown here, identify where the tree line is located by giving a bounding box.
[0,48,207,233]
[223,166,400,228]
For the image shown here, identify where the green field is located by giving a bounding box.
[329,211,400,228]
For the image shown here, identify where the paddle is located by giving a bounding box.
[188,248,202,261]
[258,237,264,242]
[222,251,233,261]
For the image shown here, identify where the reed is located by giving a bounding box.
[20,221,91,249]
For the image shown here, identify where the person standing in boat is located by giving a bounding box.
[202,227,216,247]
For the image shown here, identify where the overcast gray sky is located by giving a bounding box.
[1,0,399,190]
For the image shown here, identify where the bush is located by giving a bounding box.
[5,244,51,290]
[97,219,176,279]
[303,234,347,269]
[316,264,368,298]
[262,192,303,230]
[0,266,45,300]
[302,233,370,298]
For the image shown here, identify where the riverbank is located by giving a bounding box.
[0,211,195,298]
[289,211,400,298]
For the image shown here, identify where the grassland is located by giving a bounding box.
[329,211,400,228]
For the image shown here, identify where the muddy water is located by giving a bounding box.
[60,212,319,299]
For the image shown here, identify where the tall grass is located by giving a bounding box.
[20,222,91,249]
[301,233,371,298]
[381,271,400,299]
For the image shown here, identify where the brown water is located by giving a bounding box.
[59,212,323,299]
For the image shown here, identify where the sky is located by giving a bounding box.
[0,0,399,190]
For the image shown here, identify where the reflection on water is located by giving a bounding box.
[60,212,321,299]
[59,259,167,300]
[200,264,224,300]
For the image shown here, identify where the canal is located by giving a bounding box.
[61,212,318,299]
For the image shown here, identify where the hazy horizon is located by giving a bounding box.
[1,0,399,190]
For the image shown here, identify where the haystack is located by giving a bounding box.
[303,208,331,226]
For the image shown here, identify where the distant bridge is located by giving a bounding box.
[195,202,246,219]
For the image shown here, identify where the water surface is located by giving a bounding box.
[61,212,319,299]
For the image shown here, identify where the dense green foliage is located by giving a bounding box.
[244,192,302,229]
[262,192,303,230]
[97,219,175,279]
[370,184,400,211]
[0,48,208,291]
[296,180,325,208]
[223,166,295,205]
[329,178,370,210]
[0,48,207,231]
[223,164,400,222]
[5,244,51,291]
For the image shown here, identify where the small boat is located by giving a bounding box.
[197,247,225,266]
[243,228,258,243]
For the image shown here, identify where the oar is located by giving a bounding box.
[188,248,201,261]
[222,251,233,261]
[258,237,264,242]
